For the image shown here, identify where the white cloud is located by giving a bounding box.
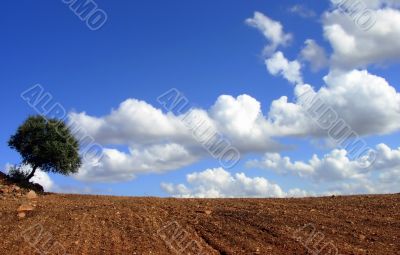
[70,96,282,154]
[323,6,400,69]
[245,11,292,55]
[266,51,303,84]
[340,0,400,9]
[69,99,190,146]
[75,143,199,182]
[247,149,367,182]
[247,143,400,194]
[209,94,282,152]
[69,94,285,182]
[161,167,309,198]
[69,66,400,183]
[4,164,54,191]
[300,39,329,71]
[289,4,316,18]
[69,65,400,182]
[268,69,400,137]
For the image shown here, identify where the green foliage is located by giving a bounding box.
[8,115,81,180]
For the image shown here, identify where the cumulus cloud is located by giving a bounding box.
[300,39,329,71]
[323,5,400,69]
[265,51,303,84]
[69,99,190,146]
[69,94,285,182]
[247,143,400,194]
[75,143,199,182]
[70,67,400,182]
[247,149,368,182]
[288,4,316,18]
[161,168,309,198]
[268,69,400,137]
[245,11,292,55]
[209,94,281,152]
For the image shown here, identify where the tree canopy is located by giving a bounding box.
[8,115,81,180]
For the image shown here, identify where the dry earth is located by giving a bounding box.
[1,174,399,254]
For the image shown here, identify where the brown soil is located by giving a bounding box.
[0,190,399,255]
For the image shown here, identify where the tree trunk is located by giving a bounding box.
[26,165,37,181]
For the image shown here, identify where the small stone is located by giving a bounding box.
[17,204,34,212]
[26,190,38,200]
[18,212,26,219]
[359,234,366,241]
[205,210,212,215]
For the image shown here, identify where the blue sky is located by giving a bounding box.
[1,0,400,197]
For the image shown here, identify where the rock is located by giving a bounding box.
[205,210,212,215]
[26,190,38,199]
[359,234,366,241]
[18,212,26,219]
[17,204,34,212]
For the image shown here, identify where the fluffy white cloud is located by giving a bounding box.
[323,6,400,69]
[288,4,316,18]
[70,66,400,183]
[4,164,54,191]
[69,94,285,182]
[300,39,329,71]
[247,143,400,194]
[70,95,282,153]
[75,143,199,182]
[268,69,400,137]
[69,99,190,145]
[209,94,281,152]
[70,66,400,182]
[161,168,309,198]
[265,51,303,84]
[245,12,292,55]
[247,149,367,182]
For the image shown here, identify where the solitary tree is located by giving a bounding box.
[8,115,81,181]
